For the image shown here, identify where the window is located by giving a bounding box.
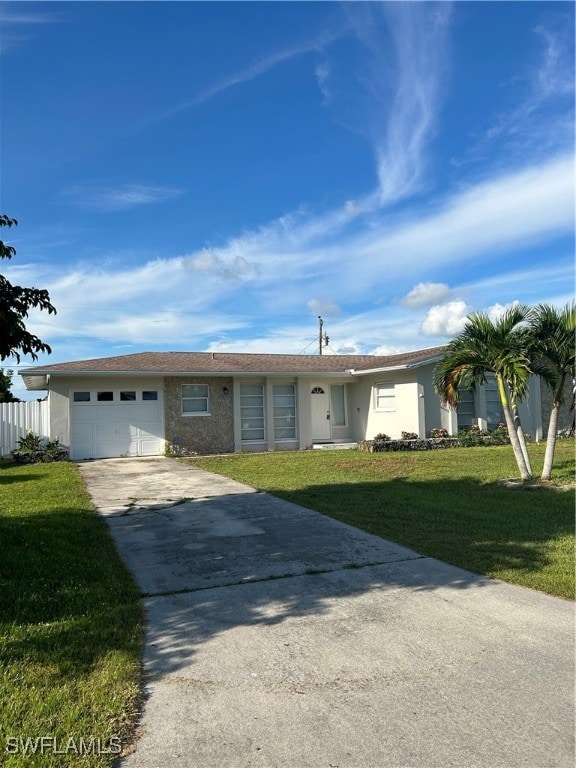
[120,391,136,401]
[240,384,264,441]
[456,388,475,427]
[97,391,113,402]
[331,385,346,426]
[73,391,90,402]
[273,384,296,440]
[374,383,395,411]
[142,390,158,401]
[485,377,504,429]
[182,384,209,414]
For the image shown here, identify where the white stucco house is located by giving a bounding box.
[19,347,545,461]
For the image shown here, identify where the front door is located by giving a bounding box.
[311,385,331,441]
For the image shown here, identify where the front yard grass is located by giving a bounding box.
[0,460,143,767]
[190,440,575,600]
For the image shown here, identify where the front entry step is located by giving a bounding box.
[312,442,357,450]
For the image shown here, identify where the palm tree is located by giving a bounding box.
[530,302,576,481]
[434,305,536,481]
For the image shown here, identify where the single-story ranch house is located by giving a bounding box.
[20,347,546,461]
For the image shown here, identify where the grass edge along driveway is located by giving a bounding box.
[190,441,575,600]
[0,460,143,768]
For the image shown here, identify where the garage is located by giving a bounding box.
[70,389,164,460]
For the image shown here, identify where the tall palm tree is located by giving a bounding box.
[530,302,576,481]
[434,305,536,481]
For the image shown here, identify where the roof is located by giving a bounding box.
[20,347,447,389]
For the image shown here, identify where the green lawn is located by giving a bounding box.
[0,460,143,767]
[190,440,575,600]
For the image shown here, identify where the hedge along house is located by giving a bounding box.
[19,347,544,461]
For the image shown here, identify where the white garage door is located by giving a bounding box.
[70,389,163,460]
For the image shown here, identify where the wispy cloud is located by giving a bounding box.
[0,7,62,54]
[149,25,345,124]
[344,2,452,206]
[467,20,574,164]
[62,183,184,212]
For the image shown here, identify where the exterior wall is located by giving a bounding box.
[48,374,164,449]
[455,375,544,441]
[416,364,446,436]
[164,376,234,455]
[349,371,422,440]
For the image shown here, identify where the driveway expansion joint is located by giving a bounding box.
[140,555,429,599]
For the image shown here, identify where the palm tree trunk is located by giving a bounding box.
[497,374,532,480]
[511,400,533,476]
[541,372,566,482]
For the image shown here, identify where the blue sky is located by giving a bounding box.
[1,0,574,399]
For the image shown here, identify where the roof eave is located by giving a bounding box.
[20,368,356,378]
[347,355,443,376]
[22,374,49,391]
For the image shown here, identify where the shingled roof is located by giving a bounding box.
[21,347,447,376]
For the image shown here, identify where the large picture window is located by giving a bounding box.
[273,384,296,440]
[240,384,264,441]
[374,382,395,411]
[182,384,209,415]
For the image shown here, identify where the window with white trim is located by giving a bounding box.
[331,385,346,426]
[240,384,265,441]
[273,384,296,440]
[374,382,395,411]
[182,384,209,415]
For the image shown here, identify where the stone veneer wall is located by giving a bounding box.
[164,376,235,455]
[540,377,574,437]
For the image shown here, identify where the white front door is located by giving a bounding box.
[311,385,331,441]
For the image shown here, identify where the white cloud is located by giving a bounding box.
[62,183,184,212]
[306,298,341,317]
[352,3,452,205]
[188,250,259,282]
[420,300,471,337]
[351,153,574,290]
[402,282,452,308]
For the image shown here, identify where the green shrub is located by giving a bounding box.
[11,431,68,464]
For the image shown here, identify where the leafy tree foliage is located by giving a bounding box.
[0,368,20,402]
[434,305,546,481]
[530,302,575,481]
[0,216,57,363]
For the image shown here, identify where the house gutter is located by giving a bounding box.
[20,369,356,390]
[346,356,443,376]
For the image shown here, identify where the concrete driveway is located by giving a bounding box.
[79,457,574,768]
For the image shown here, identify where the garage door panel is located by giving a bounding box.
[70,394,163,460]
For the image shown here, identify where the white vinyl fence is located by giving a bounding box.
[0,401,50,456]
